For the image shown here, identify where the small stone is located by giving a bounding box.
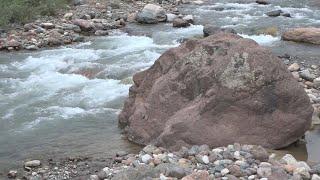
[312,174,320,180]
[90,174,99,180]
[281,154,298,166]
[300,69,316,81]
[288,63,300,71]
[165,166,188,179]
[143,145,157,154]
[313,77,320,88]
[248,175,256,180]
[25,160,41,168]
[166,13,178,22]
[64,13,74,20]
[41,23,55,29]
[250,146,269,162]
[294,167,310,179]
[257,166,272,177]
[141,154,152,164]
[95,30,109,36]
[221,168,230,176]
[182,170,209,180]
[284,164,297,173]
[7,170,17,178]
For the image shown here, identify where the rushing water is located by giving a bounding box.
[1,0,320,172]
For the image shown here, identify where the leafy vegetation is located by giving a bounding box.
[0,0,70,27]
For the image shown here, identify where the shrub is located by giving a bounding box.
[0,0,70,28]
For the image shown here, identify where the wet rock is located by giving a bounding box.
[166,13,178,22]
[25,160,41,168]
[136,4,166,24]
[282,13,291,17]
[172,18,190,28]
[203,24,236,37]
[256,0,270,5]
[282,27,320,45]
[7,170,17,179]
[182,15,194,24]
[119,33,312,150]
[266,10,283,17]
[95,30,109,36]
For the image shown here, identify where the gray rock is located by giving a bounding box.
[25,45,38,50]
[256,0,270,5]
[73,0,85,6]
[166,13,178,22]
[95,30,109,36]
[165,166,188,178]
[141,154,152,164]
[40,23,55,29]
[7,170,17,179]
[311,163,320,174]
[24,160,41,168]
[300,69,316,81]
[250,146,269,162]
[136,4,166,24]
[312,174,320,180]
[266,10,283,17]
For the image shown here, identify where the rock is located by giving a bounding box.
[95,30,109,36]
[62,23,81,32]
[166,13,178,22]
[221,168,230,176]
[165,166,189,178]
[311,163,320,174]
[203,24,236,37]
[228,165,243,177]
[288,63,300,71]
[172,18,190,28]
[90,174,99,180]
[257,162,272,177]
[266,10,283,17]
[64,13,74,20]
[281,154,298,165]
[268,168,289,179]
[25,45,38,50]
[182,15,194,24]
[7,170,17,178]
[41,23,55,29]
[118,33,313,150]
[141,154,152,164]
[256,0,270,5]
[282,28,320,45]
[196,155,209,164]
[81,14,91,20]
[181,170,209,180]
[300,69,316,81]
[292,72,300,80]
[294,167,310,179]
[73,0,85,6]
[73,19,95,32]
[282,13,291,17]
[250,146,269,162]
[116,151,128,157]
[136,4,166,24]
[25,160,41,168]
[312,174,320,180]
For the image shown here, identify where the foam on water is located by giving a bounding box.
[239,34,280,45]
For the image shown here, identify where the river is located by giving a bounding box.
[0,0,320,173]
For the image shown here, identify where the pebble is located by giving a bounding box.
[7,170,17,178]
[221,168,230,176]
[141,154,152,164]
[312,174,320,180]
[288,63,300,71]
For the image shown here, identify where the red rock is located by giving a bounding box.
[73,19,95,32]
[282,27,320,45]
[119,33,313,150]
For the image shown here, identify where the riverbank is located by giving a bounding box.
[0,0,195,51]
[6,144,320,179]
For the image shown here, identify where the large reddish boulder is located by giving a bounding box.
[119,33,313,150]
[282,27,320,45]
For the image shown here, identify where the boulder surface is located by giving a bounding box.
[282,28,320,45]
[119,33,313,150]
[136,4,166,24]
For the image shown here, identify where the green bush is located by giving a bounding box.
[0,0,70,28]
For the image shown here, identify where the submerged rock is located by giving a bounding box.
[282,27,320,45]
[24,160,41,168]
[119,33,312,150]
[266,10,283,17]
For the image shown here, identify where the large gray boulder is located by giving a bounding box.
[119,33,313,150]
[136,4,166,24]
